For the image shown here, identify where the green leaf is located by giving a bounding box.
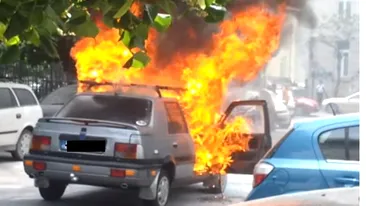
[103,11,115,28]
[41,18,59,35]
[45,5,64,28]
[130,36,145,50]
[121,30,132,47]
[156,0,176,15]
[0,45,20,64]
[204,4,227,23]
[4,12,30,39]
[113,0,134,19]
[30,8,45,25]
[24,29,41,46]
[91,0,113,15]
[134,24,149,40]
[68,11,88,25]
[143,5,158,24]
[205,0,215,7]
[1,0,20,7]
[40,36,59,59]
[153,13,172,32]
[0,22,6,40]
[69,18,99,37]
[132,51,150,68]
[198,0,206,9]
[5,35,20,46]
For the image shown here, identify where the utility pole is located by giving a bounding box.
[308,35,315,98]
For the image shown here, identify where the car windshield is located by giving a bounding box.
[56,94,152,125]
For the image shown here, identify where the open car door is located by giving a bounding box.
[219,100,271,174]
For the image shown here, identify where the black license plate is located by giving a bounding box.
[61,140,106,153]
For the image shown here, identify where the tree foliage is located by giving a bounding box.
[0,0,230,66]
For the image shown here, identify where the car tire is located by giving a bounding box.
[39,181,67,201]
[11,129,33,160]
[142,170,171,206]
[206,174,228,194]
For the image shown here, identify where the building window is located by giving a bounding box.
[338,0,352,19]
[339,50,349,77]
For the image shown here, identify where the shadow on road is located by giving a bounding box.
[5,186,234,206]
[0,152,17,163]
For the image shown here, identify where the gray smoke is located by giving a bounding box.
[152,0,316,67]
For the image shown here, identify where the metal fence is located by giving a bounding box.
[0,62,76,100]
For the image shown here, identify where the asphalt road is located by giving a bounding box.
[0,115,327,206]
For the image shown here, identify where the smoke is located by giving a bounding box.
[153,0,316,67]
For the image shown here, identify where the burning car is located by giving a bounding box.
[23,81,272,206]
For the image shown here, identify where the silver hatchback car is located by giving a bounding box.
[23,82,272,206]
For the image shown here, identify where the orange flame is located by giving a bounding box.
[70,4,286,174]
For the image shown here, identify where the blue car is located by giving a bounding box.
[245,113,360,201]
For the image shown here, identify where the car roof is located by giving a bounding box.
[78,91,177,101]
[0,81,33,90]
[293,113,359,131]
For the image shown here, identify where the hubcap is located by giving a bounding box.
[157,176,169,206]
[19,132,32,158]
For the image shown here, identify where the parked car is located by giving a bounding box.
[245,113,359,201]
[40,84,77,117]
[233,187,359,206]
[23,82,272,206]
[322,92,359,114]
[259,89,291,129]
[292,87,319,116]
[0,82,43,160]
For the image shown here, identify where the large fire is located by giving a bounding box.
[70,3,286,174]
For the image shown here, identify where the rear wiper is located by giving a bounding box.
[42,118,137,130]
[50,103,64,105]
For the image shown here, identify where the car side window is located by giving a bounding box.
[318,128,347,161]
[164,102,188,134]
[13,88,38,106]
[0,88,18,109]
[348,126,359,161]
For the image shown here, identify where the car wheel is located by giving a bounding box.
[325,104,339,114]
[11,129,33,160]
[143,170,171,206]
[39,181,67,201]
[206,174,228,194]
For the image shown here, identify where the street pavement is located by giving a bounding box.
[0,114,328,206]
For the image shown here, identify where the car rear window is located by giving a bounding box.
[56,94,152,125]
[264,128,294,158]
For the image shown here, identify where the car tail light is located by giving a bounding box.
[114,143,137,159]
[110,169,126,177]
[253,162,274,188]
[31,135,51,151]
[33,161,47,171]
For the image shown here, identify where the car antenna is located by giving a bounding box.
[324,90,336,116]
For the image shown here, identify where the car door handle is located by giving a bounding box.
[335,177,359,185]
[16,113,21,119]
[172,142,178,148]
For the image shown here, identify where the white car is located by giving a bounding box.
[0,82,43,159]
[322,92,359,114]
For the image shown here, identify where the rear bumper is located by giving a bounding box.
[23,153,161,188]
